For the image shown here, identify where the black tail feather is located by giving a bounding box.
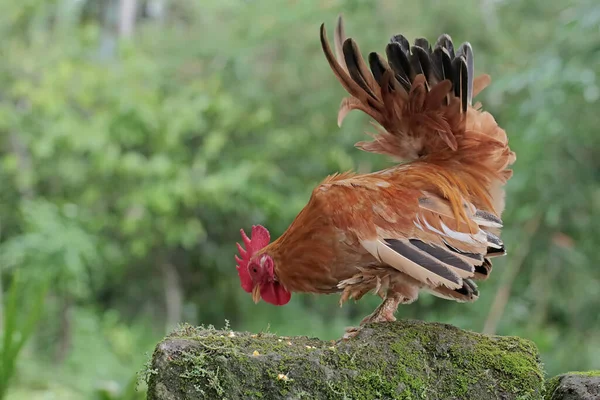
[386,42,413,89]
[325,17,479,112]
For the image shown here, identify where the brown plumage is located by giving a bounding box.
[235,16,515,336]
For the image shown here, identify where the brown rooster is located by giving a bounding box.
[235,16,515,336]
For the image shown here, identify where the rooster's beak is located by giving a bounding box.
[252,285,261,304]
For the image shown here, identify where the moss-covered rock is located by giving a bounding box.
[544,371,600,400]
[146,319,544,400]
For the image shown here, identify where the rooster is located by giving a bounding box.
[235,16,515,336]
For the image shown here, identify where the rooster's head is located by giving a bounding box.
[235,225,291,306]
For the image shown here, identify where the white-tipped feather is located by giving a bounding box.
[418,249,474,279]
[442,239,485,265]
[413,219,424,230]
[487,240,504,249]
[472,217,503,228]
[360,239,463,289]
[440,221,486,245]
[424,287,474,303]
[421,215,447,237]
[408,240,476,279]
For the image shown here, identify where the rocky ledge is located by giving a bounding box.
[544,371,600,400]
[145,319,545,400]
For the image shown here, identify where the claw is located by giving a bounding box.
[341,326,361,341]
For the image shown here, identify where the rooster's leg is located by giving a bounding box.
[342,294,403,340]
[360,293,402,324]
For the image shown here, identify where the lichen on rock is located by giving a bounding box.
[146,319,544,400]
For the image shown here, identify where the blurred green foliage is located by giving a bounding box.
[0,0,598,398]
[0,271,49,399]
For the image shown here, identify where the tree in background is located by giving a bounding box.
[0,0,598,398]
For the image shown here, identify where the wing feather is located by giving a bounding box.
[360,238,463,289]
[317,175,506,291]
[356,189,503,288]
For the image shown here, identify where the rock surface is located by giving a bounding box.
[545,371,600,400]
[146,319,543,400]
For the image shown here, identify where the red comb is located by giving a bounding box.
[235,225,270,292]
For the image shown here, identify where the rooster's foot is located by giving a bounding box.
[343,326,361,340]
[360,296,400,325]
[340,295,402,341]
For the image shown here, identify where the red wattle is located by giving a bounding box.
[260,282,291,306]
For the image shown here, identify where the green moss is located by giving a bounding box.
[468,335,543,398]
[138,351,158,388]
[564,370,600,377]
[543,378,559,400]
[176,350,225,397]
[355,371,399,398]
[390,330,429,398]
[243,389,264,398]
